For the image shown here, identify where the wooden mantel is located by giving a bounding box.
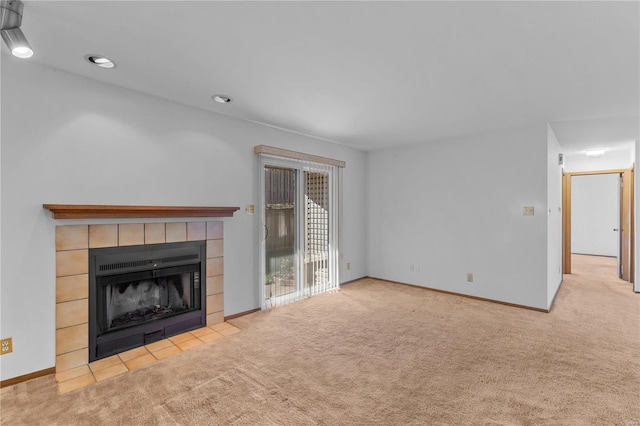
[43,204,240,220]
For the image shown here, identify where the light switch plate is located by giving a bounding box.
[523,206,535,216]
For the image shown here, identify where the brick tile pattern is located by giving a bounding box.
[56,323,239,393]
[55,221,226,390]
[205,222,224,326]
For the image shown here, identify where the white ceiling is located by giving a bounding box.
[6,1,640,152]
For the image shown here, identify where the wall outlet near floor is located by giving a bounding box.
[522,206,535,216]
[410,264,415,272]
[1,337,13,355]
[467,273,474,283]
[346,262,351,270]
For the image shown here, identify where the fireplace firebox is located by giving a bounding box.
[89,241,206,362]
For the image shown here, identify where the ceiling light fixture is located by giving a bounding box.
[1,0,34,59]
[212,95,232,104]
[585,149,606,157]
[85,54,116,69]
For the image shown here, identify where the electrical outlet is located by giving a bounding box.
[346,262,351,270]
[410,264,415,272]
[467,273,474,283]
[1,338,13,355]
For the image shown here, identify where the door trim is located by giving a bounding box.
[622,170,631,281]
[630,165,635,283]
[562,167,634,284]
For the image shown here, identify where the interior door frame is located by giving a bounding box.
[632,165,636,287]
[562,166,635,284]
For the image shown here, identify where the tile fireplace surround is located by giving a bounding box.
[54,221,225,382]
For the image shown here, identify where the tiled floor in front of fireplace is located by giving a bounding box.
[55,322,240,394]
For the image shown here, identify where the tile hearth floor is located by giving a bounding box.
[55,322,241,394]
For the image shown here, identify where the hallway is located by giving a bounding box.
[569,254,633,292]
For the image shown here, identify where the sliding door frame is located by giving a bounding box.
[258,154,340,309]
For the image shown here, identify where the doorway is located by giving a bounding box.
[259,156,340,309]
[562,167,635,284]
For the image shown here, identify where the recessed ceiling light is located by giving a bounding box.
[212,95,232,104]
[85,54,116,69]
[585,149,606,157]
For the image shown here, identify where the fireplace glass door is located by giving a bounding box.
[89,241,206,361]
[99,264,200,334]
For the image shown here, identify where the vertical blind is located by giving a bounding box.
[258,151,341,309]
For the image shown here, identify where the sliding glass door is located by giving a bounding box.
[259,156,339,309]
[264,166,298,303]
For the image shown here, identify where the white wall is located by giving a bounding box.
[547,125,563,308]
[563,144,634,173]
[0,59,368,380]
[367,124,550,310]
[570,174,619,257]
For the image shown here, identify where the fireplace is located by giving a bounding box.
[89,241,206,362]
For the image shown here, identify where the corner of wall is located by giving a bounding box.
[546,124,563,309]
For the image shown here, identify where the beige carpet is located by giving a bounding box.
[2,254,639,425]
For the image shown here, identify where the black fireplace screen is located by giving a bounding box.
[89,240,206,361]
[100,265,199,333]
